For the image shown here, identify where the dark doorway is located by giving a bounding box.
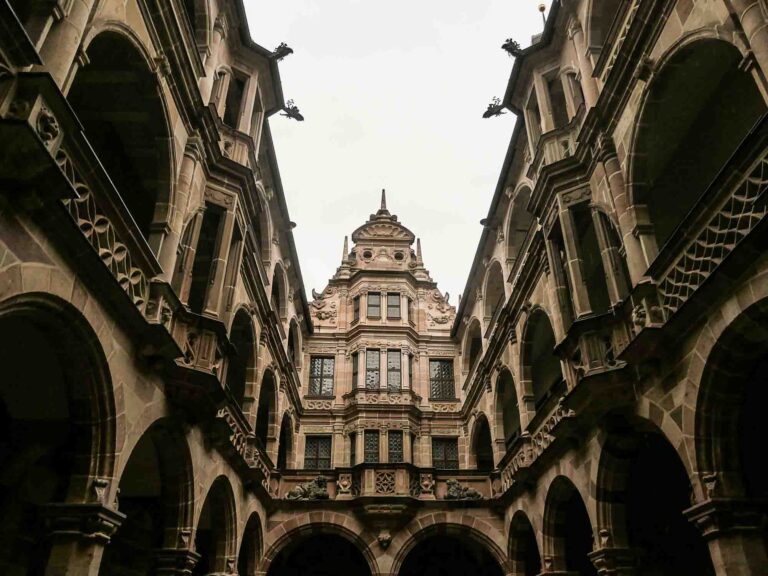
[267,533,371,576]
[399,534,503,576]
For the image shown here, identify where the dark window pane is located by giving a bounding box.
[352,352,359,387]
[429,359,455,399]
[367,292,381,317]
[387,293,401,318]
[305,436,332,469]
[309,357,334,396]
[350,432,356,465]
[364,430,379,463]
[223,75,246,127]
[388,431,403,463]
[387,350,401,391]
[432,437,459,469]
[188,206,222,313]
[353,296,360,322]
[365,349,380,390]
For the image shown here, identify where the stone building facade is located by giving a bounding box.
[0,0,766,575]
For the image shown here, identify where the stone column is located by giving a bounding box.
[42,503,125,576]
[200,13,228,105]
[154,548,201,576]
[38,0,98,89]
[545,237,574,333]
[588,546,638,575]
[533,73,555,134]
[204,205,235,316]
[379,347,387,391]
[401,349,410,390]
[557,200,592,317]
[591,207,630,305]
[158,137,204,282]
[728,1,768,87]
[568,17,599,108]
[685,498,768,576]
[597,135,650,283]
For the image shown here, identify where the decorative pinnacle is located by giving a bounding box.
[377,188,390,215]
[416,238,423,263]
[342,235,349,262]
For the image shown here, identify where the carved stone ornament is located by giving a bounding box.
[444,479,482,500]
[285,476,329,500]
[419,473,435,496]
[337,473,353,496]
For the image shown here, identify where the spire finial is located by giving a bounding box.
[342,235,349,262]
[416,238,423,263]
[380,188,387,211]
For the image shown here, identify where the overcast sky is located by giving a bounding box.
[245,0,551,302]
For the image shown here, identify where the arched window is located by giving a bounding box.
[276,414,293,470]
[271,265,287,321]
[484,262,506,323]
[587,0,624,57]
[523,310,563,410]
[463,319,482,373]
[227,310,255,410]
[194,476,236,576]
[68,32,171,248]
[471,416,494,471]
[506,187,534,267]
[543,477,596,575]
[255,371,277,451]
[632,40,767,251]
[287,320,301,367]
[496,369,521,446]
[509,512,541,576]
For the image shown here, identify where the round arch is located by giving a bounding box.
[270,263,288,321]
[469,413,495,471]
[542,476,596,575]
[287,317,302,368]
[483,261,506,322]
[68,28,174,251]
[509,510,542,576]
[237,512,263,576]
[259,523,379,576]
[276,412,294,470]
[392,523,507,576]
[495,367,522,448]
[226,307,256,413]
[506,184,534,266]
[194,475,237,575]
[628,36,767,254]
[463,317,483,373]
[255,369,278,452]
[520,307,564,414]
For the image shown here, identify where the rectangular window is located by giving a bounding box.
[388,430,403,463]
[353,295,360,322]
[364,430,379,463]
[429,359,455,400]
[188,205,223,314]
[309,357,335,397]
[304,436,332,469]
[408,355,414,388]
[223,74,246,128]
[432,437,459,469]
[367,292,381,318]
[387,350,401,391]
[407,297,415,325]
[365,349,380,390]
[351,352,359,388]
[350,432,356,466]
[387,292,401,319]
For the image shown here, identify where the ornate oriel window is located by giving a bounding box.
[365,349,380,389]
[432,437,459,469]
[364,430,380,463]
[309,356,335,397]
[388,430,404,463]
[387,350,401,391]
[387,292,401,319]
[429,359,455,400]
[367,292,381,318]
[304,436,332,469]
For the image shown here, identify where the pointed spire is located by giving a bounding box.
[342,235,349,262]
[377,188,390,215]
[416,238,423,264]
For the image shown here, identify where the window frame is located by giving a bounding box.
[387,349,401,392]
[387,292,401,319]
[388,430,404,463]
[432,437,459,469]
[365,349,380,390]
[364,430,380,463]
[429,358,456,400]
[367,292,381,319]
[304,435,332,470]
[308,356,335,397]
[353,295,360,323]
[351,351,359,388]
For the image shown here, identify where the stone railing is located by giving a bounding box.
[342,388,421,409]
[526,107,585,181]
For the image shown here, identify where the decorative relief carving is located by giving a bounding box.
[337,473,353,496]
[375,471,396,494]
[431,403,460,413]
[285,476,329,500]
[304,399,333,410]
[419,473,435,496]
[444,479,482,500]
[216,405,248,458]
[58,148,148,312]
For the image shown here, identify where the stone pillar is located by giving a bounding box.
[685,498,768,576]
[533,72,555,133]
[154,548,201,576]
[568,17,600,108]
[401,349,410,390]
[379,347,387,391]
[38,0,98,89]
[545,237,574,334]
[728,1,768,88]
[588,547,638,575]
[557,201,592,317]
[158,137,204,281]
[403,432,413,464]
[200,13,228,105]
[591,207,630,305]
[597,135,650,283]
[42,503,125,576]
[204,206,235,316]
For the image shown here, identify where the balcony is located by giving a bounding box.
[343,388,421,410]
[526,106,585,181]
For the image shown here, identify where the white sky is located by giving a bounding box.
[245,0,551,302]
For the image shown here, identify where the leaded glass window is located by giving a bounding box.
[351,352,359,388]
[387,293,401,319]
[388,430,403,463]
[350,432,356,466]
[305,436,332,469]
[365,349,380,390]
[353,295,360,322]
[309,356,334,396]
[432,437,459,469]
[408,355,414,388]
[364,430,379,463]
[429,359,455,399]
[367,292,381,318]
[387,350,401,391]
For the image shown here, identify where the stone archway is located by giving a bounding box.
[193,475,237,575]
[509,511,541,576]
[542,476,596,575]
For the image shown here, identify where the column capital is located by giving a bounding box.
[154,547,202,576]
[588,546,638,575]
[42,502,125,544]
[684,498,767,539]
